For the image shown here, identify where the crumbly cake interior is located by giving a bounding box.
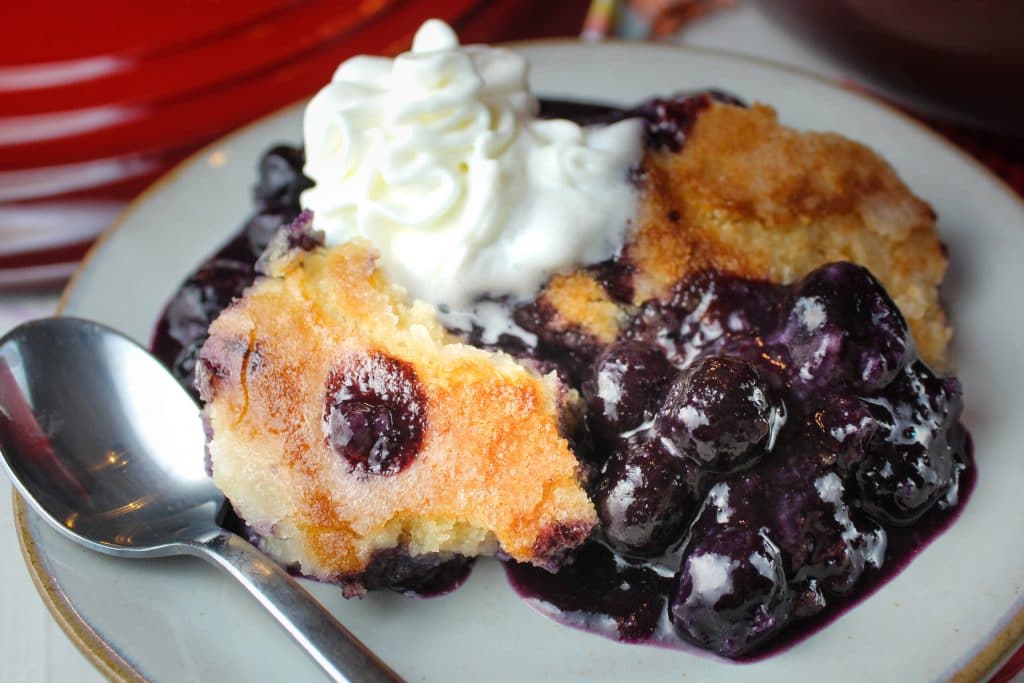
[198,229,594,589]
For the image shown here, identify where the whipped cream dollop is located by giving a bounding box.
[301,19,642,316]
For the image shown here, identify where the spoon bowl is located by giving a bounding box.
[0,317,400,683]
[0,316,218,555]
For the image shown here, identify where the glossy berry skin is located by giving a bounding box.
[811,394,879,475]
[671,522,792,657]
[625,270,788,369]
[774,263,913,397]
[773,466,887,599]
[594,440,698,557]
[655,357,783,474]
[583,341,675,441]
[856,361,966,525]
[243,210,291,256]
[323,353,427,476]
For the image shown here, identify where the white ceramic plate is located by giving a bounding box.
[16,42,1024,682]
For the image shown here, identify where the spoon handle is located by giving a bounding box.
[185,529,402,683]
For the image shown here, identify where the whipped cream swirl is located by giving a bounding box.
[301,19,642,313]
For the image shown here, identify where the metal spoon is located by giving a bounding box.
[0,317,401,683]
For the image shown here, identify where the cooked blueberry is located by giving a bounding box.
[583,341,674,440]
[790,579,828,619]
[279,209,325,250]
[670,271,786,342]
[671,524,792,657]
[857,362,965,524]
[594,440,698,557]
[791,471,887,596]
[587,258,636,303]
[164,259,253,344]
[716,441,887,600]
[655,357,783,473]
[812,394,879,474]
[632,92,744,152]
[323,353,427,475]
[254,144,312,211]
[625,271,787,368]
[775,263,912,396]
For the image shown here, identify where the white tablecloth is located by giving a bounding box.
[1,4,1019,681]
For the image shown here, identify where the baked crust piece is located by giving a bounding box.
[198,238,596,586]
[537,101,950,370]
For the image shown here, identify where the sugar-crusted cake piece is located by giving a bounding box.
[534,99,951,370]
[197,222,595,593]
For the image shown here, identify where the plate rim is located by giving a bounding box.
[14,38,1024,683]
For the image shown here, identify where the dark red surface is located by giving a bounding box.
[993,645,1024,683]
[3,1,485,168]
[2,1,306,65]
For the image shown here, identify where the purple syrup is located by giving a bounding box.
[505,449,975,661]
[505,264,974,659]
[539,90,746,151]
[150,93,975,652]
[359,550,477,598]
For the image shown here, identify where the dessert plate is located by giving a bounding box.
[15,42,1024,682]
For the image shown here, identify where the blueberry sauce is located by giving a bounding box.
[507,459,976,661]
[539,90,745,152]
[505,265,974,659]
[150,93,975,649]
[355,550,476,598]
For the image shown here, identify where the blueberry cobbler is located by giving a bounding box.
[153,20,973,658]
